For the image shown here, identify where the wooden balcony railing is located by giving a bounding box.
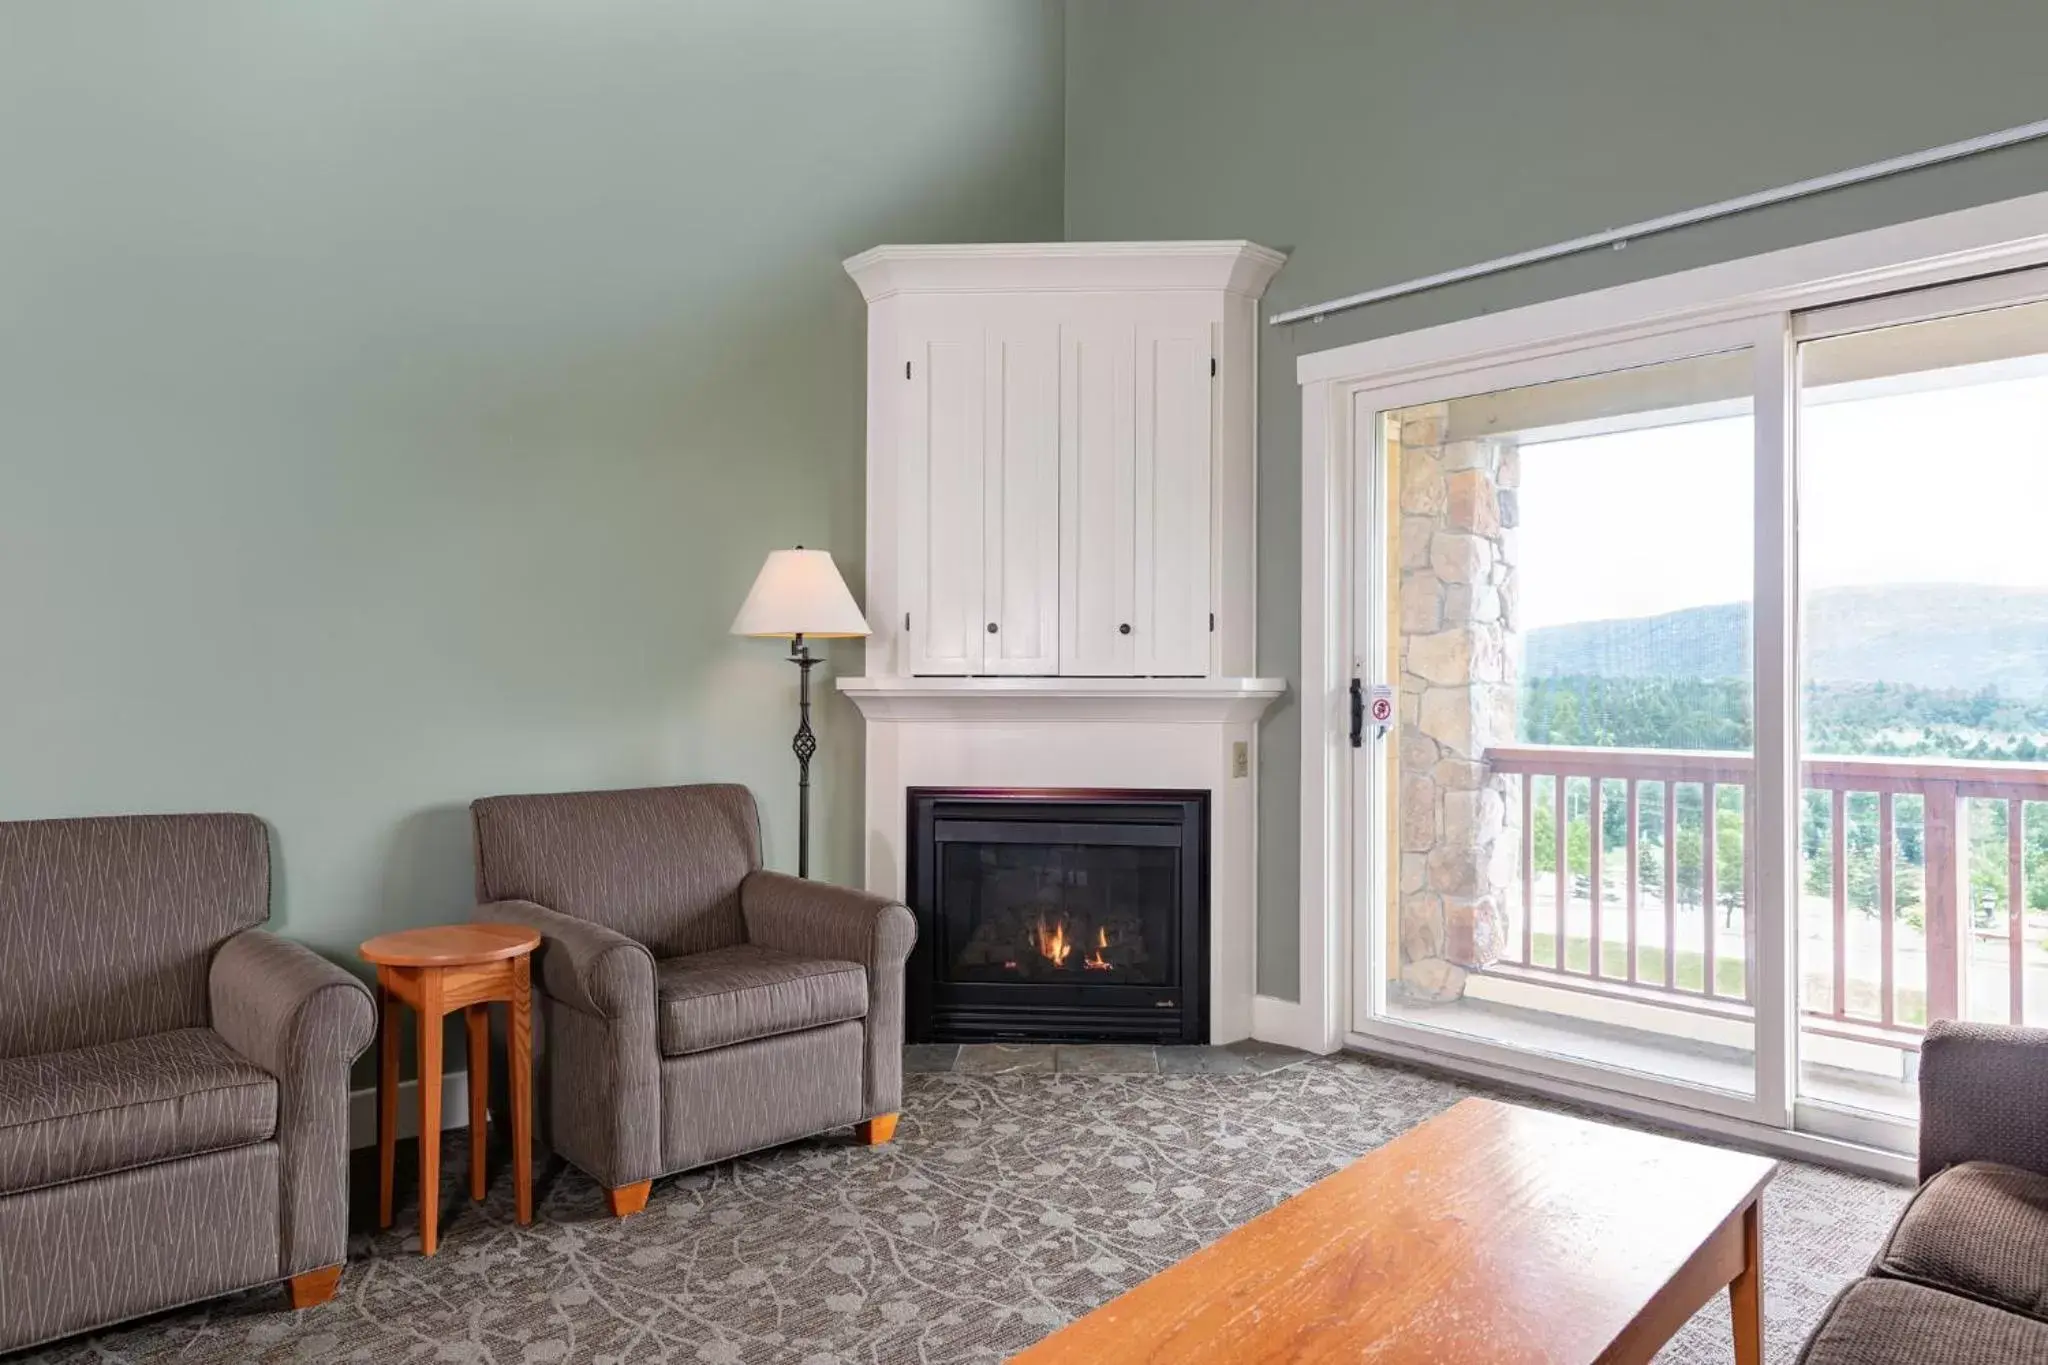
[1482,745,2048,1047]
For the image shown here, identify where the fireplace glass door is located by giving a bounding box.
[940,837,1177,986]
[908,791,1207,1043]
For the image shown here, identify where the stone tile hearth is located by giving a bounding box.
[908,1039,1313,1077]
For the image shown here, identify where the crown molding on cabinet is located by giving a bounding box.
[843,240,1287,302]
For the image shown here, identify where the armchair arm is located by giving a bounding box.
[742,871,916,968]
[208,929,375,1276]
[476,898,654,1020]
[742,870,917,1118]
[473,899,660,1188]
[1919,1020,2048,1181]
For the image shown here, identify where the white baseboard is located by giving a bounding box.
[1251,994,1340,1055]
[347,1072,472,1150]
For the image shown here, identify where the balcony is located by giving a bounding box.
[1386,743,2048,1119]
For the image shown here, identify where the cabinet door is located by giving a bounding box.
[981,322,1061,674]
[1059,319,1137,675]
[1134,323,1214,676]
[900,321,985,675]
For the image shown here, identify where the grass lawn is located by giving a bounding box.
[1521,932,1931,1026]
[1527,931,1746,996]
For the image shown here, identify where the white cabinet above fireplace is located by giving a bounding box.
[844,241,1285,680]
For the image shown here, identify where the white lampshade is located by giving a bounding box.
[730,548,871,639]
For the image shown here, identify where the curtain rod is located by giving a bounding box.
[1269,116,2048,327]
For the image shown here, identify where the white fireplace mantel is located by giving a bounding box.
[836,676,1286,724]
[839,675,1286,1044]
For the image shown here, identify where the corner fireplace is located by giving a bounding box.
[906,789,1208,1045]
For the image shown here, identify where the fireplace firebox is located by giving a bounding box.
[906,789,1208,1045]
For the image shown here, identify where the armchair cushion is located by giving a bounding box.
[656,945,867,1056]
[1797,1278,2048,1365]
[1874,1161,2048,1323]
[472,785,760,958]
[0,1028,276,1195]
[0,813,269,1058]
[1919,1021,2048,1182]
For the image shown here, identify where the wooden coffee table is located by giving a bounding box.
[360,922,540,1256]
[1012,1096,1775,1365]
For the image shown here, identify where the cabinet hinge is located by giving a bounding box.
[905,360,912,380]
[1209,357,1217,378]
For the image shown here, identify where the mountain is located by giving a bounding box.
[1524,585,2048,697]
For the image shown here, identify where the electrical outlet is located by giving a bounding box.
[1231,741,1249,778]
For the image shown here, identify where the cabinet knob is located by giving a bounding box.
[1119,623,1132,635]
[986,622,998,634]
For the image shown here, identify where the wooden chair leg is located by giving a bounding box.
[856,1113,899,1145]
[285,1264,343,1310]
[604,1180,652,1218]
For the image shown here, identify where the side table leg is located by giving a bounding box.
[510,954,534,1226]
[1730,1198,1764,1365]
[466,1004,490,1202]
[417,971,444,1256]
[376,977,399,1230]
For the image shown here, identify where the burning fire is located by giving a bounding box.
[1032,915,1073,967]
[1028,917,1116,972]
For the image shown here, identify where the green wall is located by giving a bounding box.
[0,4,1063,980]
[17,0,2048,1022]
[1063,0,2048,998]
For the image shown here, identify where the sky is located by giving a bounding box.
[1512,371,2048,631]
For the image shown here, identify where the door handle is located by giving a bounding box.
[1349,677,1365,749]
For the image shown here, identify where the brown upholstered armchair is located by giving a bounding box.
[469,783,916,1215]
[1795,1020,2048,1363]
[0,814,375,1355]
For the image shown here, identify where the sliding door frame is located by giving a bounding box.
[1295,189,2048,1172]
[1338,316,1791,1127]
[1787,260,2048,1156]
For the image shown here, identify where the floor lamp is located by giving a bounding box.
[730,547,870,878]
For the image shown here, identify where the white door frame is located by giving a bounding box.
[1295,188,2048,1135]
[1336,317,1788,1127]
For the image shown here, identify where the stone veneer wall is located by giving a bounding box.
[1395,403,1522,1003]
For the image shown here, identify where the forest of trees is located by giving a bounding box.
[1519,676,2048,923]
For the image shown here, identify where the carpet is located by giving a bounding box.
[14,1053,1909,1364]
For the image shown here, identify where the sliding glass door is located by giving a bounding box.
[1354,325,1780,1120]
[1792,282,2048,1140]
[1350,267,2048,1150]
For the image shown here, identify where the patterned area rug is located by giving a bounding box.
[17,1055,1908,1364]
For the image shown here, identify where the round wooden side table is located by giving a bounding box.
[359,923,540,1255]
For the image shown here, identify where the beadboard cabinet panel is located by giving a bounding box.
[984,321,1062,675]
[1059,319,1137,676]
[900,320,986,675]
[1134,322,1214,677]
[850,242,1283,680]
